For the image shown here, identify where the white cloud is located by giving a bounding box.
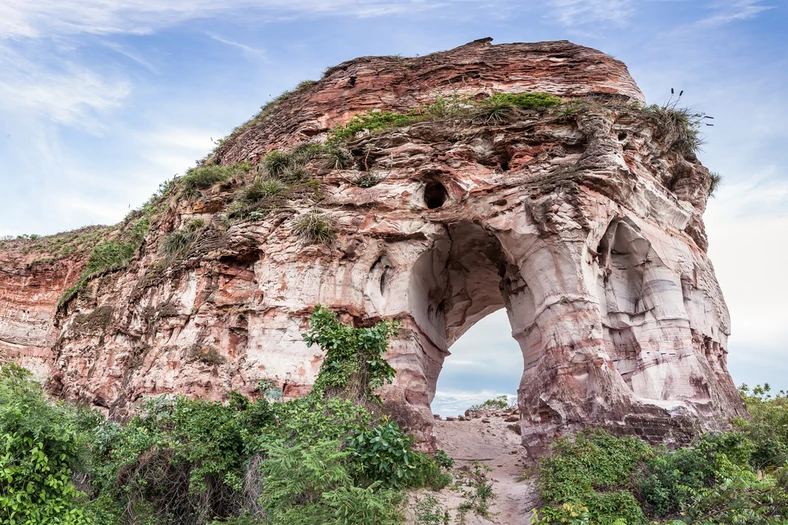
[0,0,483,39]
[694,0,774,28]
[0,45,129,128]
[706,177,788,357]
[548,0,633,26]
[207,34,268,57]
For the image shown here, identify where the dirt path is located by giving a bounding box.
[429,408,540,524]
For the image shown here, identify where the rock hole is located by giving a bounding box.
[424,181,448,209]
[618,132,628,141]
[500,160,510,171]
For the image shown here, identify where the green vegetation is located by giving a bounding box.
[160,218,206,264]
[455,462,495,523]
[0,307,453,525]
[413,495,450,525]
[467,395,511,412]
[58,216,150,307]
[181,163,252,198]
[637,92,713,158]
[223,142,351,222]
[330,111,423,142]
[328,92,562,143]
[350,172,385,188]
[473,92,562,124]
[0,364,91,525]
[532,406,788,525]
[708,172,722,197]
[293,211,337,245]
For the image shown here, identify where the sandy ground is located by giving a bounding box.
[408,408,540,524]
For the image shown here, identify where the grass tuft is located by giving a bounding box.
[293,211,337,245]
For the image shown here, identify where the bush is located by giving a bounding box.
[0,364,92,525]
[535,429,652,525]
[182,163,251,197]
[642,104,705,157]
[474,92,561,124]
[160,219,205,263]
[1,307,455,525]
[293,211,338,245]
[303,305,399,401]
[351,172,384,188]
[330,111,421,142]
[737,384,788,470]
[59,216,150,307]
[348,420,449,490]
[86,394,275,525]
[467,395,511,412]
[259,440,404,525]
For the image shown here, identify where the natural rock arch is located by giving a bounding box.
[0,39,745,453]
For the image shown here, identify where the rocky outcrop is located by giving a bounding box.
[0,39,745,452]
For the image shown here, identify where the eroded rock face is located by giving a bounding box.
[0,39,745,451]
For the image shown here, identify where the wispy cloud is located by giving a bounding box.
[0,1,485,39]
[207,34,268,57]
[694,0,774,28]
[0,45,129,128]
[548,0,633,26]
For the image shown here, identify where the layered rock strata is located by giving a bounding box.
[0,39,745,452]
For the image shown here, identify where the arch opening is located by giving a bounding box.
[406,221,534,419]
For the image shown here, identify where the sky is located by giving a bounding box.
[0,0,786,413]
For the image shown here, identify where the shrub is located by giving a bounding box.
[303,305,399,401]
[59,216,150,307]
[351,172,384,188]
[642,104,706,157]
[330,110,421,142]
[474,92,562,124]
[490,92,562,110]
[240,179,286,203]
[347,420,448,490]
[468,395,511,412]
[259,440,404,525]
[262,150,294,180]
[554,99,591,121]
[709,172,722,197]
[319,145,354,170]
[2,307,452,525]
[293,211,337,245]
[536,429,652,525]
[455,461,495,521]
[737,384,788,470]
[419,94,473,120]
[160,219,205,263]
[182,163,250,197]
[87,394,275,525]
[0,364,92,525]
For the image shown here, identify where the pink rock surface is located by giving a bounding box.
[0,39,744,451]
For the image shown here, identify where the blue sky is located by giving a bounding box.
[1,0,786,409]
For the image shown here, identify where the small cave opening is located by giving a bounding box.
[424,181,448,209]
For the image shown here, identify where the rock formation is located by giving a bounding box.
[0,39,745,453]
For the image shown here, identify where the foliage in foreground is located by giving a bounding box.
[0,307,451,525]
[0,364,91,525]
[532,409,788,525]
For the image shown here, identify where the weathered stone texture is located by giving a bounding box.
[0,39,744,451]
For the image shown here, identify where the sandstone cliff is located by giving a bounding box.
[0,39,744,452]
